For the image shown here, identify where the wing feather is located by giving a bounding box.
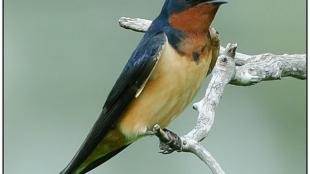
[60,31,166,174]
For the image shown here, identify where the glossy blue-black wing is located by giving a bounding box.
[60,31,166,174]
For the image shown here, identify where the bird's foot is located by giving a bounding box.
[152,124,182,154]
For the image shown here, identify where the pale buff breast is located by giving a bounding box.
[118,40,213,140]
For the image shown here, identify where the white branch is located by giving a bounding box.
[183,140,225,174]
[118,17,306,174]
[181,44,237,174]
[230,52,306,85]
[119,17,152,33]
[184,44,237,143]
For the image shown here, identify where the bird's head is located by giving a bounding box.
[159,0,227,32]
[163,0,227,15]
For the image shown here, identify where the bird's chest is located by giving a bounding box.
[148,41,212,120]
[119,41,212,139]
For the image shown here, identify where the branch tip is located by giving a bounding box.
[225,43,238,58]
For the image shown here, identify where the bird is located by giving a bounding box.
[60,0,227,173]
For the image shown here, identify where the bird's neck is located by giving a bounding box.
[169,4,219,34]
[165,4,220,56]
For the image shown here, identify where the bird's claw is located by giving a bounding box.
[159,142,175,154]
[153,124,182,154]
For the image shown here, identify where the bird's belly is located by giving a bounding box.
[118,42,212,140]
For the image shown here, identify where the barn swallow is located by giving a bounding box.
[60,0,226,173]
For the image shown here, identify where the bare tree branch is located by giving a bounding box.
[118,16,306,174]
[181,44,237,174]
[119,17,152,33]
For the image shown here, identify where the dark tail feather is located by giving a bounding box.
[80,145,130,173]
[60,144,130,174]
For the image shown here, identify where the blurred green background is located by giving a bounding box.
[4,0,306,174]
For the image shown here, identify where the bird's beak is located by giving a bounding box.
[205,0,228,5]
